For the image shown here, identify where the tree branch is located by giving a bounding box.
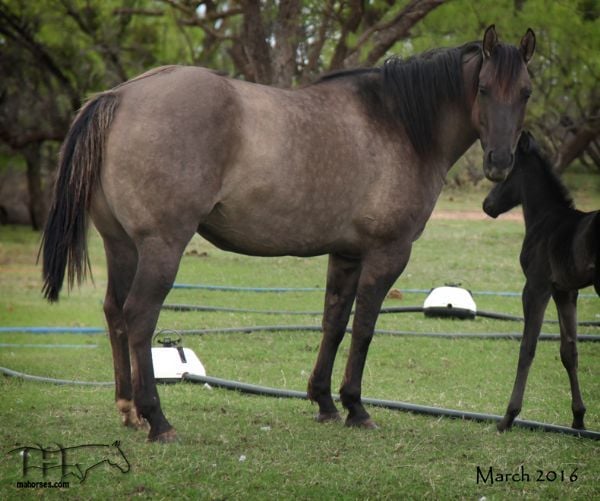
[0,4,80,110]
[344,0,447,67]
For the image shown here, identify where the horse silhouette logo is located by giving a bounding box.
[8,440,130,483]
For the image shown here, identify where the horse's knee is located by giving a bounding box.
[560,341,578,370]
[517,346,536,369]
[104,294,123,324]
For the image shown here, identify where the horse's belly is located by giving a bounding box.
[197,206,359,257]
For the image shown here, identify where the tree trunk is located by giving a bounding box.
[240,0,273,83]
[554,118,600,174]
[22,142,46,230]
[271,0,301,87]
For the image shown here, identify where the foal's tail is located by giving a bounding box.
[41,92,119,302]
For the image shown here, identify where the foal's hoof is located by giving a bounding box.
[496,418,512,433]
[315,411,342,423]
[345,417,378,429]
[148,428,178,443]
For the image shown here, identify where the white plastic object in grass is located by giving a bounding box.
[423,285,477,319]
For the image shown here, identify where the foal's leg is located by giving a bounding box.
[498,281,551,432]
[103,238,146,430]
[340,245,412,428]
[553,289,586,429]
[123,237,189,442]
[308,254,361,422]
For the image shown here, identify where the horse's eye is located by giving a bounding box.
[521,88,532,100]
[479,86,489,97]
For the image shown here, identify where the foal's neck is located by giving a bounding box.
[521,158,573,227]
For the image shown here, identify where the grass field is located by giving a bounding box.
[1,178,599,500]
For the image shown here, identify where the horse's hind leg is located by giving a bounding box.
[123,236,190,442]
[498,281,550,432]
[308,254,361,422]
[103,237,146,430]
[553,289,586,429]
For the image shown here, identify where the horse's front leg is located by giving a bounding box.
[340,245,412,428]
[498,281,550,432]
[308,254,361,422]
[553,289,586,429]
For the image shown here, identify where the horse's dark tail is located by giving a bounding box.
[41,92,119,302]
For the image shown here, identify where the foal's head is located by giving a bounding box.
[472,25,536,182]
[483,130,535,218]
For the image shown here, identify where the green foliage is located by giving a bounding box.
[399,0,600,162]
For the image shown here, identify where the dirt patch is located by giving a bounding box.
[431,210,522,221]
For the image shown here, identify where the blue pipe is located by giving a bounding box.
[2,325,600,341]
[0,326,104,334]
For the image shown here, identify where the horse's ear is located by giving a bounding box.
[519,131,531,152]
[519,28,536,64]
[482,25,499,59]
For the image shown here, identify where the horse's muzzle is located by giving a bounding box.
[484,149,514,182]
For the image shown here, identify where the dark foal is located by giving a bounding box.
[42,26,536,442]
[483,131,600,431]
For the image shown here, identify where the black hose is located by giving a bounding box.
[1,365,596,440]
[0,366,113,386]
[175,325,600,342]
[182,373,600,440]
[162,303,600,327]
[171,283,598,299]
[162,304,425,315]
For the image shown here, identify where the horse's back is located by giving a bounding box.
[94,65,430,256]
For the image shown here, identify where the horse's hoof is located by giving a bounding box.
[315,411,342,423]
[148,428,178,443]
[123,413,149,431]
[345,417,378,429]
[117,399,149,431]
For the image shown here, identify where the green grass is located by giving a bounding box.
[1,185,599,500]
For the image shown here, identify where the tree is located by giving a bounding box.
[1,0,598,230]
[0,0,201,228]
[400,0,600,173]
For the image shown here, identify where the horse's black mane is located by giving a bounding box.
[316,41,525,160]
[518,132,575,209]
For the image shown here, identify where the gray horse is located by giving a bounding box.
[42,25,535,442]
